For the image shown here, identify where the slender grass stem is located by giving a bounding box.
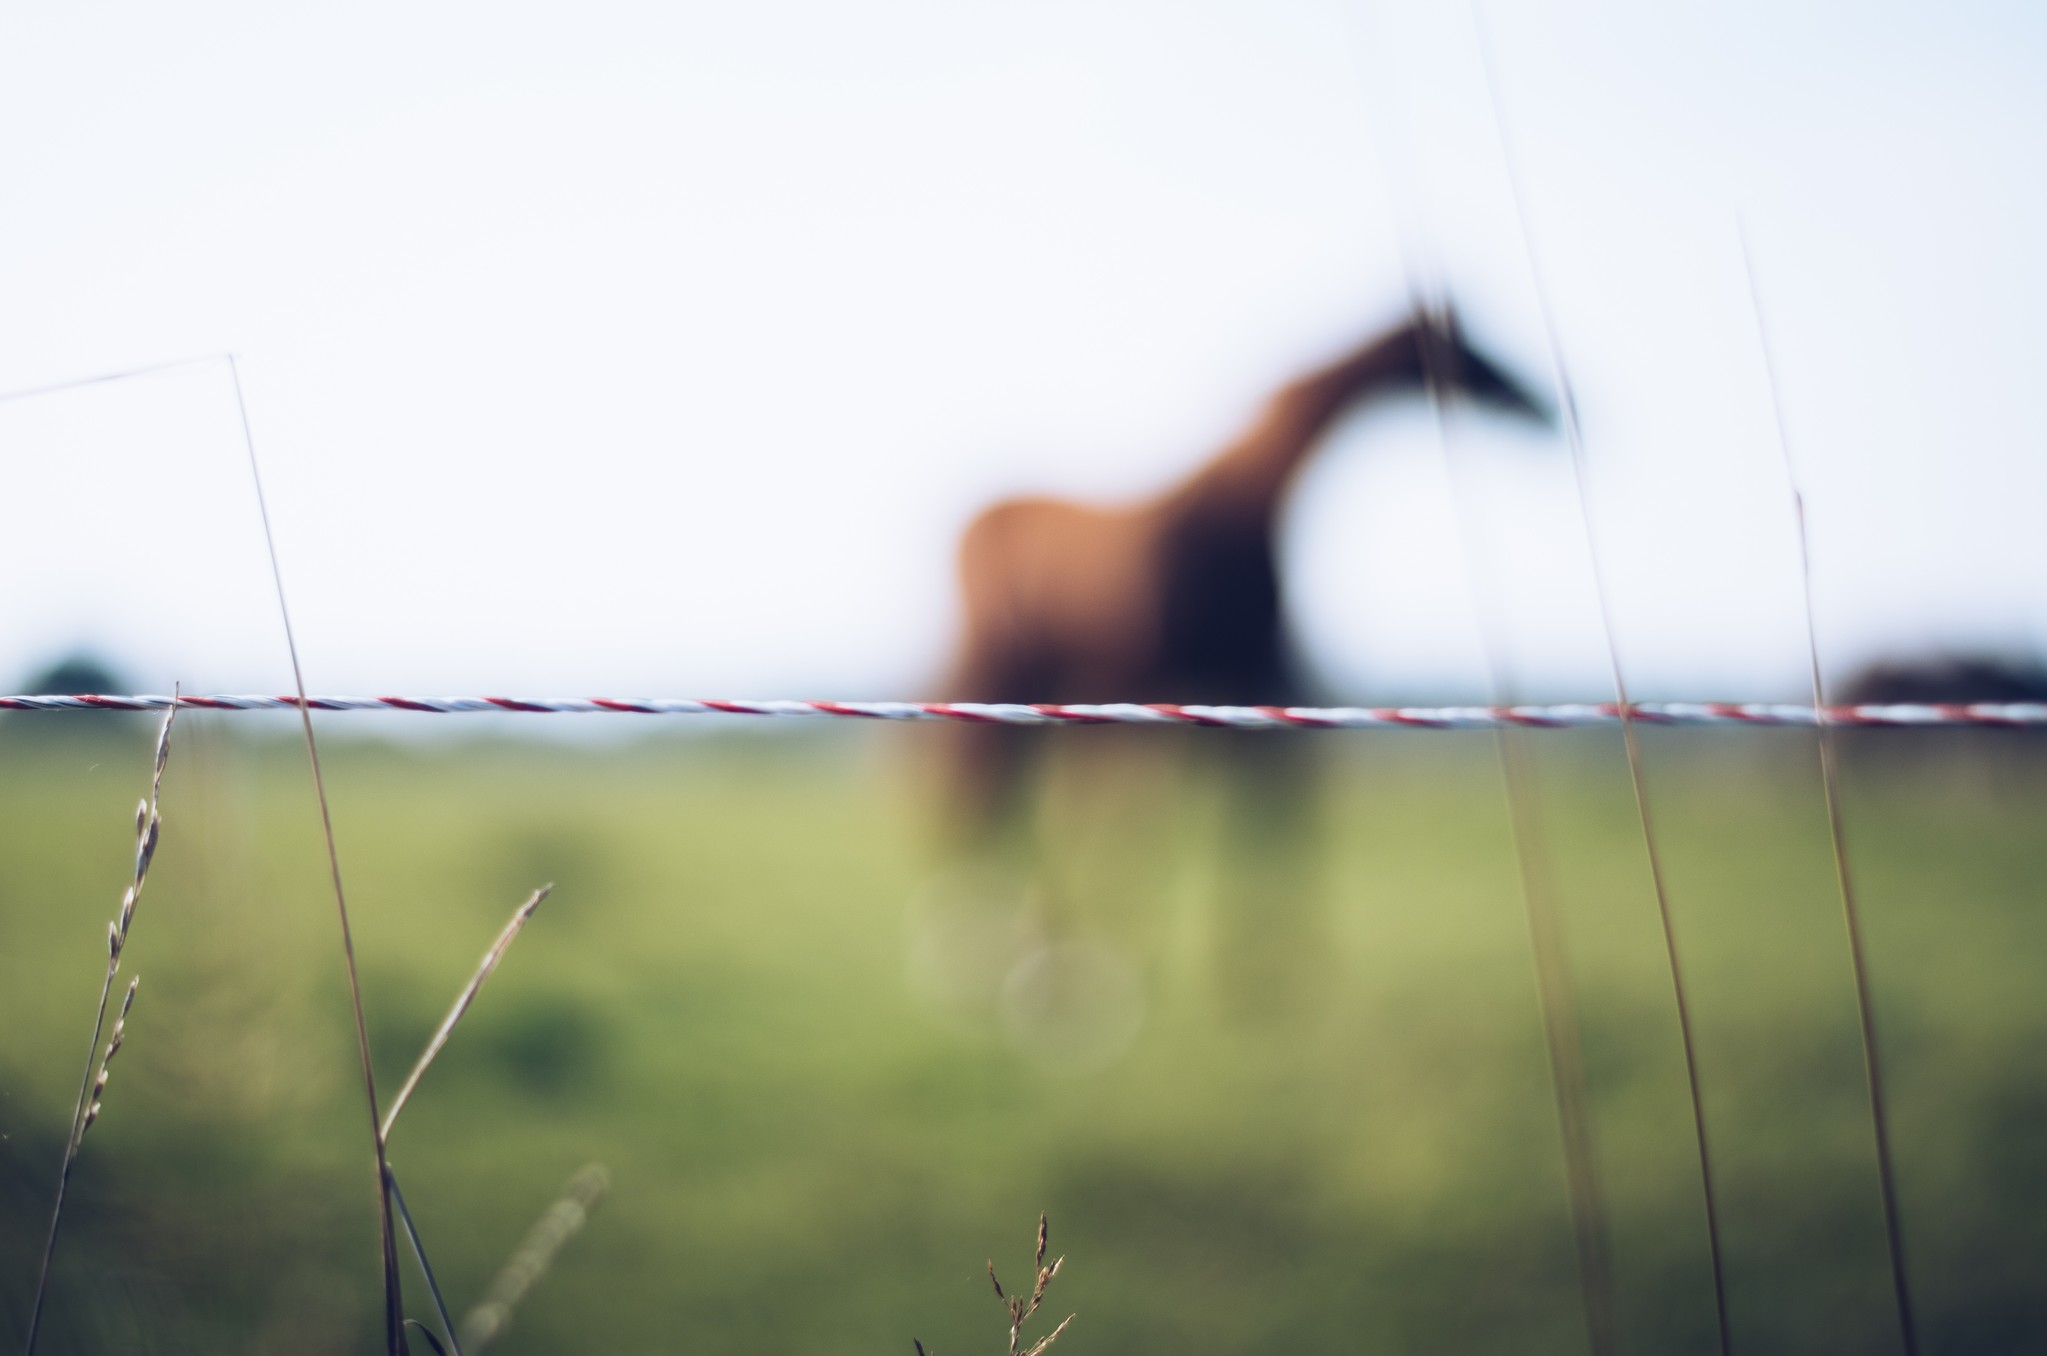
[24,955,118,1356]
[1412,296,1615,1355]
[1468,14,1731,1347]
[232,355,409,1355]
[0,353,226,406]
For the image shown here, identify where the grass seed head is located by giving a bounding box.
[82,977,139,1139]
[1021,1313,1075,1356]
[134,812,160,886]
[28,689,177,1355]
[151,700,174,782]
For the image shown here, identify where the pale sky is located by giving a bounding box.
[3,2,2042,709]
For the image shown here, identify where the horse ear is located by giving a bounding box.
[1409,299,1468,376]
[1410,297,1464,349]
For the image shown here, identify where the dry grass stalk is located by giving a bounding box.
[25,697,177,1355]
[919,1213,1075,1356]
[370,884,556,1352]
[458,1163,609,1352]
[361,884,560,1355]
[373,887,552,1354]
[380,885,552,1144]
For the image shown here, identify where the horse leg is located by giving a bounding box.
[1207,728,1335,1020]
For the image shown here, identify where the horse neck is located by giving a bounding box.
[1166,325,1423,530]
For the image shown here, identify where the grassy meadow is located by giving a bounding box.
[1,715,2043,1354]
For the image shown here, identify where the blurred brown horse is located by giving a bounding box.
[943,306,1552,840]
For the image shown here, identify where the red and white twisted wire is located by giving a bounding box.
[5,694,2045,728]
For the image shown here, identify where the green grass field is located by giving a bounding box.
[2,716,2043,1354]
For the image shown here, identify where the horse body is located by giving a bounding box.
[954,498,1289,703]
[944,307,1549,835]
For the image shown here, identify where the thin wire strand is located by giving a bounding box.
[1470,10,1730,1349]
[1741,228,1918,1356]
[230,355,410,1356]
[5,693,2042,727]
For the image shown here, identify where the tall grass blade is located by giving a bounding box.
[1468,14,1732,1347]
[1742,230,1918,1356]
[387,1163,465,1356]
